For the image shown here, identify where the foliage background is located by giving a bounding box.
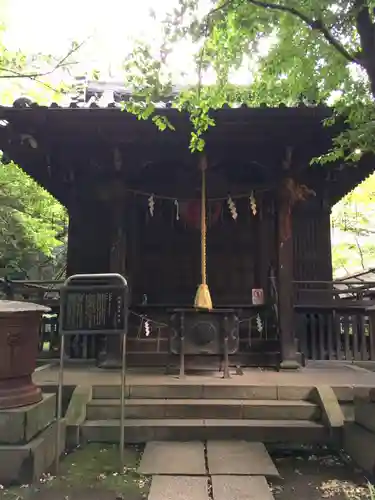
[332,172,375,277]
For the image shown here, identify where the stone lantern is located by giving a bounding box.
[0,300,51,409]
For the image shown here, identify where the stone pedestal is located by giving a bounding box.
[0,300,50,409]
[0,393,55,445]
[0,393,65,485]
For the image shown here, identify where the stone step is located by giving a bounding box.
[92,384,314,401]
[81,418,329,444]
[86,398,321,421]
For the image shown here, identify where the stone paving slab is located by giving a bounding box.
[207,441,279,477]
[148,475,209,500]
[138,441,206,475]
[211,475,274,500]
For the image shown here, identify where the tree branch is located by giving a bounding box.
[354,234,366,269]
[248,0,358,63]
[0,37,89,80]
[0,67,67,95]
[209,0,358,64]
[354,0,375,66]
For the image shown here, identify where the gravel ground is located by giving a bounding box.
[1,445,374,500]
[269,449,375,499]
[1,444,149,500]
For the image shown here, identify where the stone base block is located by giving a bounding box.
[0,419,66,486]
[354,400,375,434]
[0,393,56,445]
[344,423,375,476]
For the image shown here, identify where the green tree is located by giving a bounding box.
[121,1,375,159]
[332,172,375,275]
[0,159,68,277]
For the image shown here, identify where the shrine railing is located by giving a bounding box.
[2,277,375,362]
[295,303,375,361]
[294,280,375,361]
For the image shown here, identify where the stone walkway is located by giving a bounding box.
[33,361,375,388]
[139,441,278,500]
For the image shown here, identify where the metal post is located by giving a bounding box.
[223,335,230,379]
[179,312,185,379]
[179,334,185,378]
[223,315,230,379]
[119,331,127,472]
[55,333,65,475]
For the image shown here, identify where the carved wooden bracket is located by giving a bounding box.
[281,177,316,206]
[280,177,316,242]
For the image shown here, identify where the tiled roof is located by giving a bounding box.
[7,78,329,111]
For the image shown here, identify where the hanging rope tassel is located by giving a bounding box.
[194,154,213,310]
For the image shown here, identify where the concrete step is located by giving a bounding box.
[81,418,330,444]
[86,398,321,421]
[92,384,314,401]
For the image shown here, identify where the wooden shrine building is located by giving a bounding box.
[0,98,374,370]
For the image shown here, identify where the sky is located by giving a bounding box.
[3,0,253,86]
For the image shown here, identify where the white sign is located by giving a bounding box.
[252,288,264,305]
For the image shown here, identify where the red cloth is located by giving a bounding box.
[180,201,221,229]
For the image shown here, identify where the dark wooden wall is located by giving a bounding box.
[66,188,333,306]
[66,192,112,276]
[293,200,333,283]
[129,197,257,306]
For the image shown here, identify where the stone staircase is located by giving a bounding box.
[81,384,332,445]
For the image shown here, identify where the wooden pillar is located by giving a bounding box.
[277,179,300,370]
[66,198,81,277]
[67,193,111,276]
[253,193,262,290]
[65,190,111,359]
[258,192,273,292]
[99,192,128,368]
